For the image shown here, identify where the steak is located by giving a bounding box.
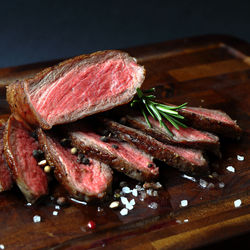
[37,128,113,200]
[0,116,13,192]
[101,118,209,176]
[7,50,145,129]
[123,115,220,155]
[68,124,159,182]
[178,106,242,139]
[3,115,48,203]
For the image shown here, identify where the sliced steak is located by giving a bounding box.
[68,125,159,182]
[177,106,242,139]
[7,50,145,129]
[123,115,220,155]
[101,118,209,176]
[0,116,13,192]
[37,128,113,200]
[3,115,48,203]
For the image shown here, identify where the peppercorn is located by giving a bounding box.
[112,144,119,149]
[32,149,44,161]
[147,163,153,168]
[82,158,90,165]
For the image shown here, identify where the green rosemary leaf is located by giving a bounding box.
[142,88,155,93]
[156,104,179,115]
[143,100,157,120]
[145,95,156,100]
[160,112,180,129]
[140,105,152,128]
[136,88,144,98]
[148,102,162,121]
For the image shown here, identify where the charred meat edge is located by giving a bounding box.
[37,128,113,201]
[7,50,145,129]
[100,118,209,176]
[69,128,159,182]
[3,115,48,203]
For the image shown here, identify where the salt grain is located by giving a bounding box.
[26,202,32,206]
[122,186,131,194]
[140,191,147,201]
[38,159,47,166]
[237,155,244,161]
[55,205,60,210]
[234,199,242,208]
[219,182,225,188]
[132,189,138,197]
[199,179,208,188]
[148,202,158,209]
[153,190,158,197]
[0,244,4,250]
[120,208,128,216]
[184,219,189,223]
[135,184,142,191]
[180,200,188,207]
[146,189,153,196]
[33,215,41,223]
[120,197,129,205]
[176,220,182,224]
[126,203,134,210]
[53,211,58,216]
[182,174,196,182]
[130,199,135,206]
[226,166,235,173]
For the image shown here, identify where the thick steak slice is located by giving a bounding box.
[178,106,242,139]
[68,126,159,182]
[123,115,220,155]
[7,50,145,129]
[3,115,48,203]
[101,119,209,176]
[37,129,113,200]
[0,116,13,192]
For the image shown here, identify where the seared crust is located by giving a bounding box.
[178,107,242,139]
[124,115,221,156]
[37,128,113,200]
[3,115,48,203]
[69,131,159,182]
[0,116,13,192]
[7,50,145,129]
[101,119,209,176]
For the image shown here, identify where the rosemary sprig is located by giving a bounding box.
[130,88,188,137]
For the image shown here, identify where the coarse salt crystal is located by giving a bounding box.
[237,155,244,161]
[132,189,138,197]
[176,220,182,224]
[140,191,147,201]
[126,203,134,210]
[219,182,225,188]
[226,166,235,173]
[122,186,131,194]
[55,205,60,210]
[130,199,135,206]
[180,200,188,207]
[26,202,32,206]
[33,215,41,223]
[120,197,129,205]
[148,202,158,209]
[184,219,189,223]
[199,179,208,188]
[182,174,196,182]
[135,185,142,191]
[120,208,128,216]
[53,211,58,216]
[146,189,153,196]
[153,190,158,197]
[0,244,4,250]
[234,199,242,208]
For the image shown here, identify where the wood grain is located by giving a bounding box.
[0,34,249,249]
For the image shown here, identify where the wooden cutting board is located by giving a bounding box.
[0,35,249,250]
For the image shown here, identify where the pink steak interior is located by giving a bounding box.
[75,130,158,175]
[0,125,12,190]
[148,117,216,142]
[52,139,111,195]
[30,58,139,125]
[11,120,47,195]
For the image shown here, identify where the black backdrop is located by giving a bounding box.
[1,0,250,68]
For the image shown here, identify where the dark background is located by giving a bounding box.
[1,0,250,68]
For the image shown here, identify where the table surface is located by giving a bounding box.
[0,34,249,250]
